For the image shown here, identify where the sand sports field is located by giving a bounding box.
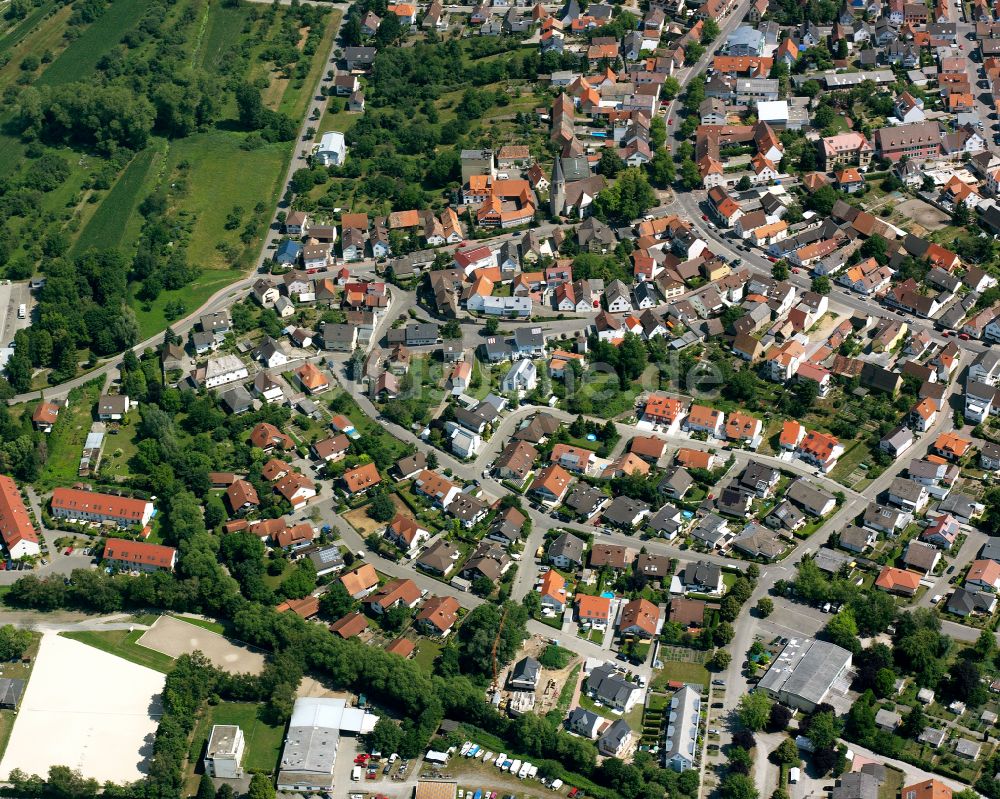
[0,634,165,783]
[137,615,266,674]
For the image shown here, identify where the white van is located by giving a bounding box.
[17,304,25,319]
[351,767,362,782]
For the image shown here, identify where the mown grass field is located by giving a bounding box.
[133,267,241,340]
[61,629,176,673]
[36,0,151,86]
[0,0,58,52]
[184,700,285,792]
[165,129,288,270]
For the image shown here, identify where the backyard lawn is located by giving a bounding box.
[413,639,443,673]
[651,658,710,689]
[36,379,103,491]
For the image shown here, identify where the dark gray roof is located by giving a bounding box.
[603,496,650,527]
[566,485,606,515]
[512,656,540,684]
[549,532,586,564]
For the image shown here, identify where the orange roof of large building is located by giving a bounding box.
[687,404,722,428]
[262,458,292,481]
[385,637,414,657]
[330,611,368,639]
[367,578,421,610]
[0,476,37,551]
[532,464,573,498]
[413,469,459,502]
[576,594,612,621]
[275,521,315,549]
[340,563,379,596]
[52,487,150,523]
[967,559,1000,586]
[296,362,329,391]
[643,394,686,422]
[779,420,805,448]
[629,435,667,459]
[388,209,421,229]
[343,463,382,493]
[387,515,425,545]
[875,566,921,593]
[226,478,260,510]
[711,55,773,74]
[676,448,713,470]
[725,411,760,441]
[31,402,59,426]
[277,595,320,618]
[799,430,841,459]
[250,422,293,450]
[102,539,176,570]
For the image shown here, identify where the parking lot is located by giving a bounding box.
[0,281,31,347]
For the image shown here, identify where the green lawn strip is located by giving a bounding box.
[60,629,175,673]
[73,143,163,255]
[0,1,65,92]
[169,614,226,635]
[187,701,285,775]
[132,267,240,341]
[199,3,251,75]
[551,663,581,718]
[37,0,150,86]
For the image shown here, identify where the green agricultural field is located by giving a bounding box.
[36,0,151,86]
[0,2,68,93]
[73,143,165,255]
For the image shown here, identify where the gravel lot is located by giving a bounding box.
[137,616,266,675]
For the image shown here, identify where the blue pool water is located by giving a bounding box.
[586,433,597,441]
[681,510,694,519]
[601,591,615,599]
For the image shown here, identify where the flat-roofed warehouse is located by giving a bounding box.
[276,697,378,792]
[757,638,853,712]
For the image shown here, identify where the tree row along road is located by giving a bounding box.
[5,1,352,407]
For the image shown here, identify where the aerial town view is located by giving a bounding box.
[8,0,1000,798]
